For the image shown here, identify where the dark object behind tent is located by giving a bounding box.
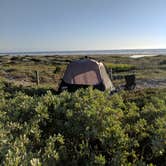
[125,75,136,90]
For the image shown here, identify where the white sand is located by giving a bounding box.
[130,54,158,58]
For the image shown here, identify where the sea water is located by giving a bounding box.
[0,49,166,56]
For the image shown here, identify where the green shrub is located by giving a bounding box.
[159,60,166,65]
[105,63,135,72]
[53,66,61,74]
[0,81,165,165]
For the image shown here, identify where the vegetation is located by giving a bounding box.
[0,55,166,88]
[0,54,165,165]
[105,63,135,72]
[0,80,165,165]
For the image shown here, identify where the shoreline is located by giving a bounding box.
[0,49,166,56]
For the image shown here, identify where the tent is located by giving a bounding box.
[58,59,115,92]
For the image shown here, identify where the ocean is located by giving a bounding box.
[0,49,166,56]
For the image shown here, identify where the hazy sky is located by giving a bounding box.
[0,0,166,52]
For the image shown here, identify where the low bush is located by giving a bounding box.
[105,63,136,72]
[53,66,61,74]
[159,60,166,65]
[0,81,165,165]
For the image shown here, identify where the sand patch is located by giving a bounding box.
[130,54,158,58]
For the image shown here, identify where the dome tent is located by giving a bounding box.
[59,59,115,92]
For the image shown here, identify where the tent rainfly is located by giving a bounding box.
[59,59,115,92]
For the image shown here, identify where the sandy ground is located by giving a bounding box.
[130,54,158,58]
[136,79,166,89]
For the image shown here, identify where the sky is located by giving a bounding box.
[0,0,166,52]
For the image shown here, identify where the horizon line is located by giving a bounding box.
[1,48,166,54]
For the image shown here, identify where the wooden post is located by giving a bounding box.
[35,70,40,85]
[110,69,113,80]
